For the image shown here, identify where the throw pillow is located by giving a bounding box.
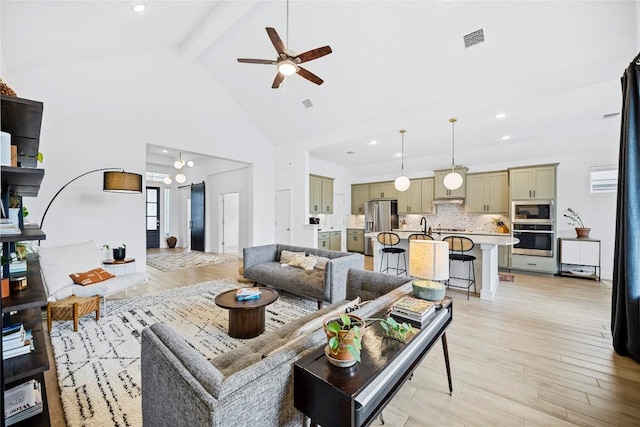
[69,268,115,286]
[288,253,317,270]
[310,255,330,270]
[280,249,305,264]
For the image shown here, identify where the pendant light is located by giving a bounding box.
[443,118,463,190]
[394,129,411,192]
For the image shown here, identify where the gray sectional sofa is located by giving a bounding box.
[141,268,412,427]
[242,244,364,308]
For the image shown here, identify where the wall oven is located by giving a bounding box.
[512,223,555,257]
[511,200,554,223]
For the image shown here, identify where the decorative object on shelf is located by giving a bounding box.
[166,236,177,248]
[324,313,363,366]
[394,129,411,192]
[0,131,11,166]
[564,208,590,239]
[103,244,126,261]
[10,276,27,291]
[1,253,10,298]
[444,117,464,190]
[40,167,142,230]
[0,77,17,96]
[164,152,195,184]
[409,239,449,301]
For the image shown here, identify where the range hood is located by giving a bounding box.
[433,198,464,204]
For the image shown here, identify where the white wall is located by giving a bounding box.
[7,48,275,268]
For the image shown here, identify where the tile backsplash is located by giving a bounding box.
[346,204,509,232]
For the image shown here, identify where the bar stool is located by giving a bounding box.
[408,233,434,241]
[442,236,476,299]
[377,232,407,275]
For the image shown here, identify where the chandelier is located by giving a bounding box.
[164,152,194,184]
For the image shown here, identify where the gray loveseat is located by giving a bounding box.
[141,268,412,427]
[242,244,364,308]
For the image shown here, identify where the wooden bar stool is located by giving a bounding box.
[377,232,407,276]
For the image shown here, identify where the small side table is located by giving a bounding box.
[47,295,100,332]
[214,288,279,338]
[103,258,136,276]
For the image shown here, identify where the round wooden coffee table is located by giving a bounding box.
[214,288,279,338]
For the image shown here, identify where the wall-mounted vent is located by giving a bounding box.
[302,99,314,109]
[602,112,620,119]
[464,29,485,48]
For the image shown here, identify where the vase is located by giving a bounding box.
[575,227,591,239]
[113,248,126,260]
[167,236,177,248]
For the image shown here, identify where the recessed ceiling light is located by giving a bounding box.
[501,135,511,140]
[132,4,146,12]
[370,140,377,145]
[395,153,402,157]
[161,149,168,153]
[495,113,507,119]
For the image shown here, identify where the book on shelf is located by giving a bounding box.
[3,330,32,352]
[392,296,436,318]
[4,379,43,426]
[2,324,25,342]
[3,330,34,360]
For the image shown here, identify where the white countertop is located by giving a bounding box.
[391,229,509,236]
[366,230,518,246]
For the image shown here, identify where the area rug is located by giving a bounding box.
[145,251,230,272]
[49,279,316,427]
[499,272,516,282]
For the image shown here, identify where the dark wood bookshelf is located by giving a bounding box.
[3,308,49,383]
[1,260,47,314]
[0,167,45,198]
[6,372,50,427]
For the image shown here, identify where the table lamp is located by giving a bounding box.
[409,239,449,301]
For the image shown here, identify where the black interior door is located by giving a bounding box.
[190,182,205,252]
[146,186,160,249]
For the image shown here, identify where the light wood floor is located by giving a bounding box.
[43,250,640,427]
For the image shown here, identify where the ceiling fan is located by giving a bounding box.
[237,27,332,89]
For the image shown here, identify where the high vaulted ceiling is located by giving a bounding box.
[2,1,637,177]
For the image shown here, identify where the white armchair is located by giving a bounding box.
[38,240,148,315]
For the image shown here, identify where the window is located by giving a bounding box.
[146,171,170,183]
[164,188,170,236]
[590,165,618,193]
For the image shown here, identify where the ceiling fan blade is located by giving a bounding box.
[272,72,285,89]
[237,58,276,65]
[297,67,324,85]
[297,46,332,63]
[266,27,287,55]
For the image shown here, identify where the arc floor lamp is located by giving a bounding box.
[40,168,143,230]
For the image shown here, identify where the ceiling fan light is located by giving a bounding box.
[163,176,172,185]
[443,172,463,190]
[175,173,186,184]
[394,175,411,192]
[278,60,297,76]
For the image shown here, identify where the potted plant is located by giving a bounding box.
[103,244,127,260]
[564,208,590,239]
[323,313,414,367]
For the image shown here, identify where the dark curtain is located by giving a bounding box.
[612,52,640,362]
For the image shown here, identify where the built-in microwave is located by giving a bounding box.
[511,200,554,223]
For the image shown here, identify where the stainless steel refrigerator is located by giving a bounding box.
[364,200,398,255]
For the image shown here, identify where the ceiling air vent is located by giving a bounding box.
[302,99,314,109]
[464,29,485,48]
[602,112,620,119]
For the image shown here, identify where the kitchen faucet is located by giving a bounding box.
[420,217,427,235]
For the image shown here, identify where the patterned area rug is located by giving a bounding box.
[146,251,230,272]
[49,279,316,427]
[499,272,516,282]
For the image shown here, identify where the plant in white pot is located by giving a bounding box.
[564,208,590,239]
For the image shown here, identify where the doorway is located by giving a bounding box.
[275,189,292,245]
[146,187,160,249]
[191,182,205,252]
[221,192,239,255]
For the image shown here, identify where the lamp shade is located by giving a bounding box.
[443,171,463,190]
[409,240,449,280]
[103,171,143,193]
[394,175,411,192]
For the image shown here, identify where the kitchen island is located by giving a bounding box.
[365,230,518,300]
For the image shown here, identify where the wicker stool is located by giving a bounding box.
[47,295,100,332]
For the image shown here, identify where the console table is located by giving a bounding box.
[294,300,453,427]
